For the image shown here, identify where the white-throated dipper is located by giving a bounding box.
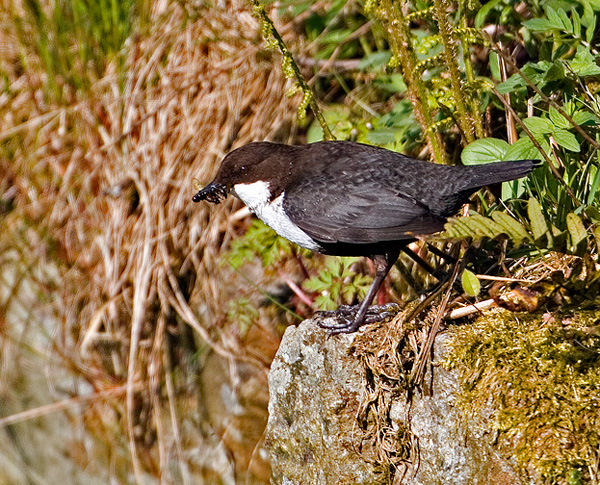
[193,141,540,333]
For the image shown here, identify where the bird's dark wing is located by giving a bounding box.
[282,174,446,244]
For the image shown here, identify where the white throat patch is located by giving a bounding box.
[233,181,322,252]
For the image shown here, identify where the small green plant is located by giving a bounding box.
[443,198,592,256]
[227,298,260,335]
[303,257,372,310]
[225,220,373,316]
[227,219,296,269]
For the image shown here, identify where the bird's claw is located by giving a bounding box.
[315,303,401,334]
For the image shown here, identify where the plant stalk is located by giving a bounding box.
[251,0,334,140]
[377,0,447,164]
[432,0,475,143]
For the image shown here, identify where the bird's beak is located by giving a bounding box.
[192,181,229,204]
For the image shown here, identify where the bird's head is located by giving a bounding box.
[192,142,293,204]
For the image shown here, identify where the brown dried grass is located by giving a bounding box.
[1,0,299,481]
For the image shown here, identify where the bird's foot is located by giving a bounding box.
[314,303,401,335]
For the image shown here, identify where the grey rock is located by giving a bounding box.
[266,320,391,484]
[266,319,520,485]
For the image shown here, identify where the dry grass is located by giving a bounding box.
[0,0,300,481]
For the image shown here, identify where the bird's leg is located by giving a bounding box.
[401,245,448,281]
[317,249,401,334]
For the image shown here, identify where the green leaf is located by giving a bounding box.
[461,269,481,297]
[461,138,510,165]
[572,111,597,126]
[443,216,484,240]
[552,129,580,152]
[489,51,501,80]
[528,197,551,243]
[359,51,392,70]
[474,0,503,28]
[523,18,554,31]
[441,211,530,245]
[585,206,600,222]
[523,117,554,135]
[225,219,292,269]
[581,0,596,26]
[548,107,570,129]
[545,7,565,29]
[319,29,354,45]
[568,46,600,77]
[549,7,573,32]
[303,257,369,309]
[502,178,527,199]
[469,213,505,238]
[585,12,596,43]
[587,165,600,205]
[303,275,328,293]
[572,8,582,38]
[496,73,527,94]
[543,61,566,82]
[566,212,588,254]
[375,73,407,93]
[504,137,540,160]
[491,212,531,245]
[366,129,398,145]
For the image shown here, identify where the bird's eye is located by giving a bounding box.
[241,166,247,174]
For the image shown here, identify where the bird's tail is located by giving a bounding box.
[461,159,542,190]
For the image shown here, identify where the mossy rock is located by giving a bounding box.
[445,308,600,484]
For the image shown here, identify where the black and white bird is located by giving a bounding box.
[193,141,539,333]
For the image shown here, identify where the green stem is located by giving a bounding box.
[378,0,447,164]
[458,0,485,139]
[250,0,334,140]
[432,0,474,143]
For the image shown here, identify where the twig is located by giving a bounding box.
[409,256,462,387]
[312,22,373,78]
[474,274,532,282]
[278,269,314,307]
[496,44,518,144]
[446,298,496,319]
[0,384,136,428]
[296,58,362,73]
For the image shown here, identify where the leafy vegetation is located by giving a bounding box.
[442,198,592,257]
[303,257,372,309]
[228,219,296,269]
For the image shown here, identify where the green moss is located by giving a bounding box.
[445,308,600,483]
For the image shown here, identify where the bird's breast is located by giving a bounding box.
[232,180,272,212]
[232,181,323,252]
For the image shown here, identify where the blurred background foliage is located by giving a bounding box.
[0,0,599,482]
